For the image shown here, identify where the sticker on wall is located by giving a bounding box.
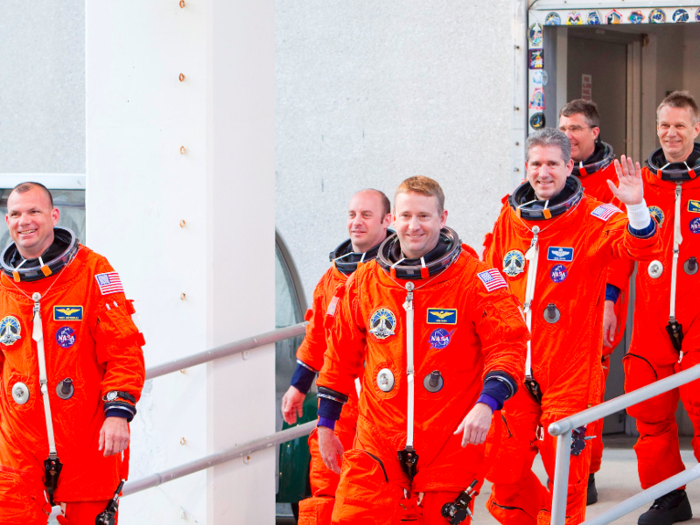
[532,70,549,86]
[528,23,543,47]
[567,12,583,25]
[650,9,666,23]
[606,10,622,24]
[530,112,546,130]
[529,49,544,70]
[673,9,689,23]
[587,11,602,25]
[582,74,592,101]
[545,12,561,25]
[628,11,644,24]
[696,8,700,22]
[529,88,545,110]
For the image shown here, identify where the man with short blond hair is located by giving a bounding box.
[317,176,528,523]
[281,188,391,524]
[624,90,700,525]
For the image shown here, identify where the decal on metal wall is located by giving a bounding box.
[606,10,623,24]
[674,9,689,22]
[528,23,543,46]
[530,112,545,130]
[650,9,666,23]
[628,11,645,24]
[530,88,545,110]
[529,49,544,70]
[545,12,560,25]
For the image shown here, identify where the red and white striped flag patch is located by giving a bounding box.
[477,269,508,292]
[95,272,124,295]
[591,203,621,221]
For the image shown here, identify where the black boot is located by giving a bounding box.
[638,489,692,525]
[586,473,598,505]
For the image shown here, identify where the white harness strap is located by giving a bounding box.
[32,292,57,457]
[670,183,683,360]
[403,282,415,448]
[523,226,541,377]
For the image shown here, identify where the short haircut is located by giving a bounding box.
[394,176,445,214]
[526,128,572,164]
[657,90,699,123]
[358,188,391,217]
[559,99,600,128]
[9,182,54,208]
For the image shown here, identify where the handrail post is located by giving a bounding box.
[551,432,570,525]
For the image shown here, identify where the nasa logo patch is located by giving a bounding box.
[689,218,700,235]
[0,316,21,346]
[550,264,567,283]
[547,247,574,262]
[503,250,525,277]
[649,206,665,227]
[369,308,396,340]
[429,328,454,350]
[56,327,76,348]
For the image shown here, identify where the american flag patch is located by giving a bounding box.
[591,204,621,221]
[477,269,508,292]
[95,272,124,295]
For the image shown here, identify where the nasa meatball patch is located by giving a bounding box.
[368,308,397,340]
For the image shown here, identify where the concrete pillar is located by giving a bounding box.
[86,1,274,523]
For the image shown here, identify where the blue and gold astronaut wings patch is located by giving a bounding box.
[54,306,83,321]
[427,308,457,325]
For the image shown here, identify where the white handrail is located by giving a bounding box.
[548,363,700,525]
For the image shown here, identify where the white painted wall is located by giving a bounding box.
[275,1,519,304]
[86,1,274,523]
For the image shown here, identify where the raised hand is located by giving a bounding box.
[607,155,644,206]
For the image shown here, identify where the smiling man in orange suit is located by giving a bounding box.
[559,99,633,505]
[483,128,659,525]
[623,91,700,525]
[0,182,145,525]
[281,189,392,524]
[316,176,529,524]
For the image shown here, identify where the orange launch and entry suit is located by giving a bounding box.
[623,146,700,490]
[0,231,145,525]
[317,229,528,525]
[571,144,632,475]
[483,177,659,525]
[293,237,375,525]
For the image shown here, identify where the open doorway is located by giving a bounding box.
[526,6,700,436]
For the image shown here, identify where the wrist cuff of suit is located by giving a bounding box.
[102,391,137,422]
[291,362,316,394]
[605,283,621,303]
[626,200,651,230]
[317,417,336,431]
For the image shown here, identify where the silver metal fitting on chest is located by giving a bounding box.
[648,260,663,279]
[543,303,560,324]
[12,382,29,404]
[377,368,395,392]
[684,257,698,276]
[423,370,444,393]
[56,378,74,400]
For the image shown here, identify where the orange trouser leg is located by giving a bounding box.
[624,354,685,489]
[300,397,358,525]
[57,501,114,525]
[679,350,700,465]
[486,390,547,525]
[589,356,611,474]
[537,412,591,525]
[0,466,50,525]
[331,448,404,525]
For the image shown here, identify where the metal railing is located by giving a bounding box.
[124,322,312,495]
[548,363,700,525]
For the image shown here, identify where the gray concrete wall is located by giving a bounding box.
[0,1,85,173]
[276,1,518,303]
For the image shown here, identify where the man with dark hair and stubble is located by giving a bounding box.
[483,129,659,525]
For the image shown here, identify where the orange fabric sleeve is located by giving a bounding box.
[296,270,333,372]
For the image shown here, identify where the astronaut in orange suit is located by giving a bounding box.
[316,176,529,525]
[483,128,659,525]
[0,182,145,525]
[281,189,392,524]
[623,91,700,525]
[559,99,633,505]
